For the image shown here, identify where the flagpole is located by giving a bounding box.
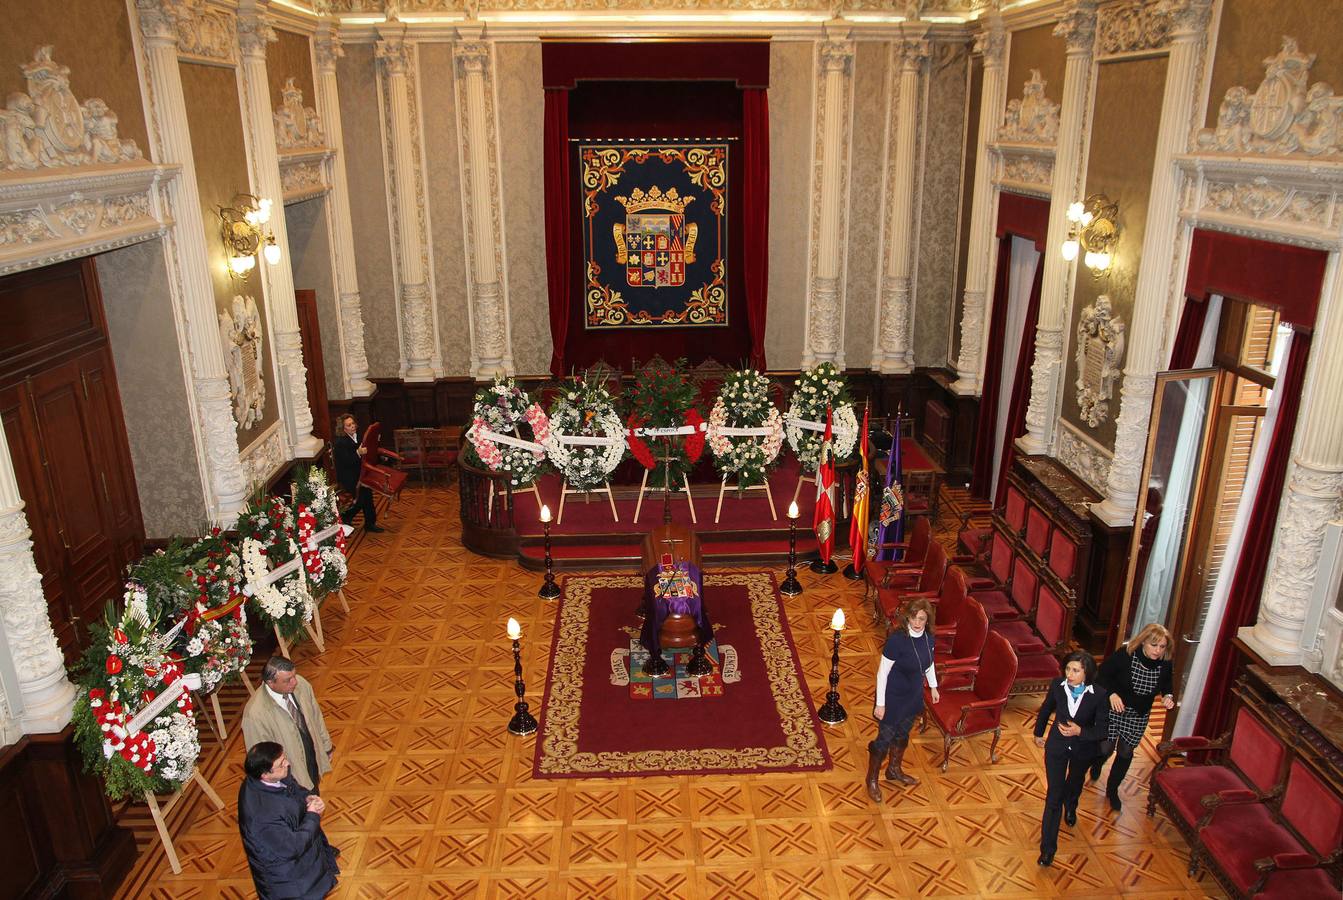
[842,402,870,580]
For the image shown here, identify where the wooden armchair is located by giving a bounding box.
[421,427,461,483]
[862,516,932,600]
[921,631,1017,772]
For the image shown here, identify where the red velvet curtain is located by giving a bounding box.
[544,88,571,376]
[993,255,1045,509]
[742,88,769,371]
[1167,295,1209,371]
[1193,330,1311,738]
[969,234,1013,498]
[1185,229,1328,328]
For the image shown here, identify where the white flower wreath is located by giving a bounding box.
[545,399,626,491]
[785,363,858,470]
[241,535,314,630]
[706,370,785,487]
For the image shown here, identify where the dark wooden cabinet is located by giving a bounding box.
[0,259,143,663]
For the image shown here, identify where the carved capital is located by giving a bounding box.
[1158,0,1213,37]
[454,41,491,79]
[314,31,344,72]
[376,38,412,76]
[135,0,179,45]
[237,11,277,58]
[1054,0,1099,55]
[897,38,931,70]
[819,41,855,76]
[974,18,1007,67]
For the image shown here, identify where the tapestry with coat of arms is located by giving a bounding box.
[579,140,729,329]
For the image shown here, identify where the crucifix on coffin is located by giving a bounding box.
[638,521,713,679]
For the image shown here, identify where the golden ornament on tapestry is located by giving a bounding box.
[218,193,280,279]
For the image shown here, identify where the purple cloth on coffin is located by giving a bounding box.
[639,562,713,657]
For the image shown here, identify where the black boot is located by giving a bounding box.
[864,744,884,803]
[884,738,919,786]
[1107,752,1132,812]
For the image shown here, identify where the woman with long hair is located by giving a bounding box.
[1090,623,1174,811]
[866,596,939,803]
[1034,650,1109,867]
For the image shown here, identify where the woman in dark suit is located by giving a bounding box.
[1034,650,1109,867]
[865,596,939,803]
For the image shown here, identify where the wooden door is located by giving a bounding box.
[0,259,144,662]
[294,288,331,441]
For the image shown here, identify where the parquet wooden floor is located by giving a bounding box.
[115,484,1224,899]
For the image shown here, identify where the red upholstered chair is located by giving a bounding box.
[994,582,1072,693]
[878,552,963,629]
[871,540,949,624]
[863,516,932,601]
[928,568,972,654]
[973,552,1037,622]
[1003,484,1027,535]
[922,631,1018,771]
[1047,528,1080,589]
[421,426,461,483]
[1149,706,1288,829]
[1196,758,1343,898]
[935,597,988,669]
[1024,505,1051,561]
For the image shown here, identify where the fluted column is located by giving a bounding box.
[872,32,930,374]
[1018,0,1098,455]
[0,415,76,733]
[376,33,438,381]
[454,39,513,378]
[237,1,321,457]
[1092,0,1212,525]
[951,15,1007,394]
[1243,255,1343,667]
[802,37,855,368]
[314,25,374,398]
[135,0,248,523]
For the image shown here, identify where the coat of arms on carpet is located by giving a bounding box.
[609,639,741,699]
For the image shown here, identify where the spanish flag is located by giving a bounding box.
[848,405,871,574]
[813,407,836,565]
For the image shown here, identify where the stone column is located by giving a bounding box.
[802,37,855,368]
[951,15,1007,395]
[0,416,76,734]
[376,32,438,382]
[872,32,931,374]
[237,1,322,458]
[1242,255,1343,666]
[135,0,248,522]
[1017,0,1098,456]
[314,24,374,398]
[454,39,513,378]
[1092,0,1212,525]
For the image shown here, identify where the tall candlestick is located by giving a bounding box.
[506,618,538,736]
[816,609,848,725]
[781,500,803,597]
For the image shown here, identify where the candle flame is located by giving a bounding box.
[787,500,800,519]
[540,504,552,523]
[507,617,521,640]
[830,608,846,631]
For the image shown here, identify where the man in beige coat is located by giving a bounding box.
[241,656,334,793]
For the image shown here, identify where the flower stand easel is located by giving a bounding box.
[200,671,254,743]
[557,479,619,524]
[634,458,697,525]
[715,476,778,524]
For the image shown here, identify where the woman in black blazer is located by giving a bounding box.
[1033,651,1109,867]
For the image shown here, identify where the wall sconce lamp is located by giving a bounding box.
[1061,193,1119,274]
[219,193,280,278]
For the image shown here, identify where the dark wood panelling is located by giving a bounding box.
[0,259,144,663]
[0,730,137,899]
[906,368,977,486]
[1084,512,1135,653]
[295,289,332,442]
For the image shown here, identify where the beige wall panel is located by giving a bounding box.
[287,197,344,405]
[417,43,472,377]
[1005,23,1066,121]
[494,42,551,377]
[98,240,208,537]
[766,40,813,370]
[337,44,399,380]
[269,28,315,109]
[0,0,149,154]
[1205,0,1343,129]
[950,54,983,366]
[915,44,970,369]
[843,42,888,370]
[1061,55,1167,451]
[180,61,281,444]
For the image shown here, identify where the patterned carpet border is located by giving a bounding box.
[533,571,833,778]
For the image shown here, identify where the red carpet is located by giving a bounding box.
[533,571,833,778]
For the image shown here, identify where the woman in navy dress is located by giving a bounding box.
[866,596,939,803]
[1034,650,1109,867]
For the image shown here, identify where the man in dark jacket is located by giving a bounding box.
[238,741,339,899]
[333,414,382,532]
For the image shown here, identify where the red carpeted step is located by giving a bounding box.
[519,542,643,561]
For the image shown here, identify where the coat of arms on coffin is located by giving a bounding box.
[613,187,697,289]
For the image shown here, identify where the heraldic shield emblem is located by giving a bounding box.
[579,141,728,329]
[615,188,697,289]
